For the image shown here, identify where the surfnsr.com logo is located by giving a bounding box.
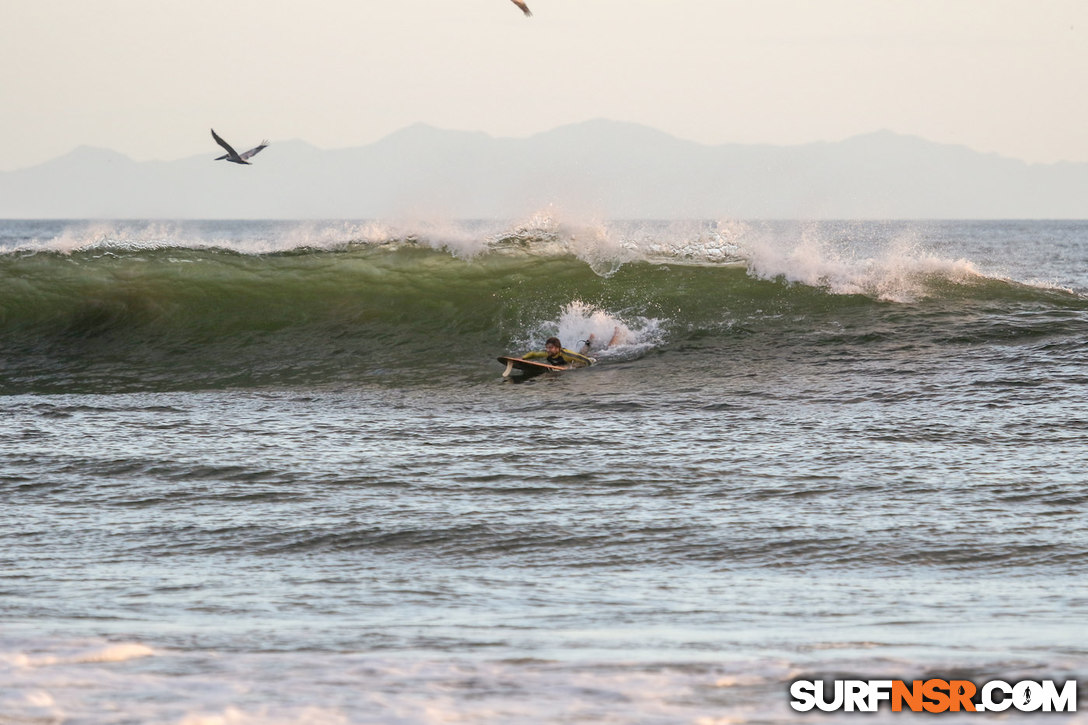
[789,679,1078,713]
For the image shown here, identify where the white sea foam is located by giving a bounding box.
[1,637,794,725]
[0,640,155,724]
[7,637,1075,725]
[178,705,350,725]
[521,300,665,361]
[4,641,154,668]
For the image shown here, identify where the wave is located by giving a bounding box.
[1,217,1085,393]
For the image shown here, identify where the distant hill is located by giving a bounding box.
[2,120,1085,219]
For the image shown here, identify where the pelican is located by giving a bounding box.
[509,0,532,16]
[210,128,268,165]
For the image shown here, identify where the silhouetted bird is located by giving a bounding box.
[211,129,268,165]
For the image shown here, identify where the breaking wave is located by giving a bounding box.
[1,216,1084,393]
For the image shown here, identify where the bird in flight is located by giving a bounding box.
[509,0,532,16]
[210,129,268,165]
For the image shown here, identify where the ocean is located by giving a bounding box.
[1,216,1085,723]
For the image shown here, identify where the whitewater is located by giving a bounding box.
[1,216,1085,723]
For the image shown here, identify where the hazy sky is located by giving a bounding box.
[2,0,1085,170]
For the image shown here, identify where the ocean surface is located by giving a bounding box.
[1,216,1085,723]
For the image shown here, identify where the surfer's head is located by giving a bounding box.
[545,337,562,354]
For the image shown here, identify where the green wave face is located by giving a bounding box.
[2,222,1085,393]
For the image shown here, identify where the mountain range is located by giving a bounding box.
[2,120,1085,219]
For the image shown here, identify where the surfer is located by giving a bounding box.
[523,328,623,368]
[523,337,593,368]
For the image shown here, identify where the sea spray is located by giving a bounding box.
[739,221,983,302]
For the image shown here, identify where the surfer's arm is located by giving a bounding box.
[560,349,593,367]
[522,350,546,360]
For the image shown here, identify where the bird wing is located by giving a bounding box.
[510,0,532,16]
[238,141,269,161]
[210,128,241,160]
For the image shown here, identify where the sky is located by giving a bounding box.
[1,0,1086,171]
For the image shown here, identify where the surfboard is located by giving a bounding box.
[498,356,570,378]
